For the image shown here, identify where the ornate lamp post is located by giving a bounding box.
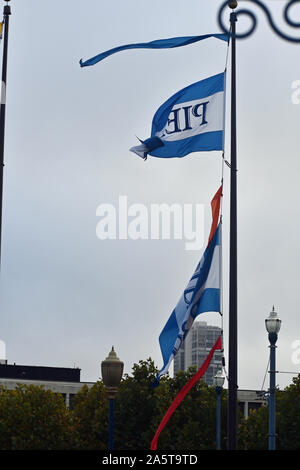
[217,0,299,450]
[101,346,124,451]
[265,306,281,451]
[218,1,300,43]
[214,369,225,450]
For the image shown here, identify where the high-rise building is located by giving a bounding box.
[173,320,223,386]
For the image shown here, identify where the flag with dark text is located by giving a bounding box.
[130,73,225,160]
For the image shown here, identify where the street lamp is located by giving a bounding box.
[265,306,281,451]
[214,369,225,450]
[101,346,124,450]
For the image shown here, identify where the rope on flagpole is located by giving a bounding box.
[219,21,232,381]
[219,181,226,382]
[221,25,231,172]
[224,23,231,72]
[261,356,270,391]
[219,156,230,384]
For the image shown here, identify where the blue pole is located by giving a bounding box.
[216,386,222,450]
[268,333,277,450]
[109,398,114,450]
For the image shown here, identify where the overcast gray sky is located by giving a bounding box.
[0,0,300,391]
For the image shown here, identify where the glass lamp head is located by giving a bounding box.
[214,369,225,388]
[265,306,281,335]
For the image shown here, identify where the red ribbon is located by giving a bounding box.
[208,185,222,245]
[150,335,222,450]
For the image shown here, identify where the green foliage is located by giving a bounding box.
[238,405,269,450]
[154,367,228,450]
[71,381,108,449]
[276,375,300,450]
[71,360,228,450]
[2,365,300,450]
[0,384,73,450]
[238,374,300,450]
[0,361,229,450]
[114,358,165,449]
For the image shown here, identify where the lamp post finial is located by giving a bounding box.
[228,1,238,9]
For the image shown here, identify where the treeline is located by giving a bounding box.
[0,358,299,450]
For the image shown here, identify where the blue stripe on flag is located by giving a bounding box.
[154,224,221,384]
[158,310,178,366]
[153,73,224,114]
[80,34,229,67]
[196,288,220,315]
[149,131,223,158]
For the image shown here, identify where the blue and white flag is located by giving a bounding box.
[130,73,225,160]
[154,223,221,385]
[79,34,228,67]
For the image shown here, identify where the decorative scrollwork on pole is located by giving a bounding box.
[218,0,300,42]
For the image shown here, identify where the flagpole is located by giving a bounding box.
[227,1,238,450]
[0,0,11,265]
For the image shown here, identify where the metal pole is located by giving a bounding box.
[109,397,114,450]
[227,6,238,450]
[216,386,222,450]
[0,1,11,265]
[268,333,277,450]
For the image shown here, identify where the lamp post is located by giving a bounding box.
[265,306,281,451]
[214,369,225,450]
[101,346,124,451]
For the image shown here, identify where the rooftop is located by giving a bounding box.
[0,363,81,383]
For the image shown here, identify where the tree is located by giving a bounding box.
[238,374,300,450]
[155,367,228,450]
[238,404,268,450]
[276,375,300,450]
[0,384,74,450]
[72,359,228,450]
[71,380,108,449]
[114,358,170,450]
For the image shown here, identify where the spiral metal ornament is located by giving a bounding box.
[218,0,300,42]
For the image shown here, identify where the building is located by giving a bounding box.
[0,359,267,419]
[173,321,268,415]
[174,320,223,386]
[0,360,93,408]
[238,389,267,419]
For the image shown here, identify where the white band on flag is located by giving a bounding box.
[157,91,224,143]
